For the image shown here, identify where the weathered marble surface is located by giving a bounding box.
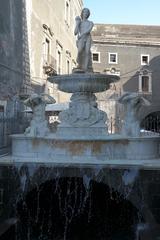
[48,73,119,93]
[24,93,55,137]
[48,73,119,135]
[11,134,160,163]
[74,8,94,72]
[119,92,150,137]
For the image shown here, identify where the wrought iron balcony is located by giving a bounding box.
[43,54,57,75]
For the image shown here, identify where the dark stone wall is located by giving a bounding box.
[0,0,32,118]
[0,164,160,239]
[0,0,23,99]
[0,166,19,222]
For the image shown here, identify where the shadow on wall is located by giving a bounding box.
[0,0,32,117]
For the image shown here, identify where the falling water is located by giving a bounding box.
[2,165,141,240]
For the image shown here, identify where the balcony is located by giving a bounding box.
[43,54,57,76]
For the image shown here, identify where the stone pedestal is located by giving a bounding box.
[48,73,119,136]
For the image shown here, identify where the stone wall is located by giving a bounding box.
[1,164,160,239]
[0,0,33,117]
[0,0,83,116]
[0,0,24,116]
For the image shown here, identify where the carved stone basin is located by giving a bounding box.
[11,134,160,163]
[48,73,119,135]
[48,73,119,93]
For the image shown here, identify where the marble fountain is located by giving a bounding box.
[11,71,160,165]
[9,8,160,240]
[11,7,160,165]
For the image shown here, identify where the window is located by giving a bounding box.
[65,1,70,25]
[92,53,100,63]
[43,38,50,63]
[0,106,4,112]
[109,53,118,64]
[0,101,6,117]
[141,55,149,65]
[142,76,149,92]
[56,42,63,74]
[46,39,50,58]
[67,60,70,74]
[57,50,61,74]
[0,106,4,118]
[0,189,3,204]
[139,69,152,93]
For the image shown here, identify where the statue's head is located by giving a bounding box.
[81,8,90,19]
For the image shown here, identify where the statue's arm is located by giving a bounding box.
[78,22,94,40]
[80,21,94,37]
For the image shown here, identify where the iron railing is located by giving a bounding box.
[43,54,57,75]
[1,114,160,155]
[0,116,29,154]
[141,116,160,135]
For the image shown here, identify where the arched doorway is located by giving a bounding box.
[15,177,140,240]
[141,111,160,133]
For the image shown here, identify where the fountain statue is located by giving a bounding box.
[24,93,55,137]
[119,92,150,137]
[74,8,94,72]
[47,8,119,136]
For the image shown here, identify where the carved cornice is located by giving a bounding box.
[93,38,160,47]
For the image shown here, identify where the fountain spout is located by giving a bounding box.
[119,92,150,137]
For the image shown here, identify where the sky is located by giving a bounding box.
[83,0,160,26]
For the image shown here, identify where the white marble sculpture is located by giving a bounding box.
[59,92,107,128]
[24,93,56,137]
[74,8,94,72]
[119,93,150,137]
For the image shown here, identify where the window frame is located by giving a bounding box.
[45,38,50,61]
[141,75,149,92]
[56,42,63,74]
[0,189,3,204]
[139,70,152,93]
[66,59,70,74]
[141,54,150,66]
[0,101,6,117]
[65,0,70,26]
[108,52,118,64]
[92,52,101,63]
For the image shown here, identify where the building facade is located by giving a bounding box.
[0,0,25,117]
[0,0,83,117]
[29,0,83,103]
[0,0,83,151]
[91,24,160,123]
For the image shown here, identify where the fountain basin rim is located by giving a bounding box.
[48,73,119,84]
[49,73,119,80]
[48,73,119,93]
[2,156,160,170]
[11,134,160,142]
